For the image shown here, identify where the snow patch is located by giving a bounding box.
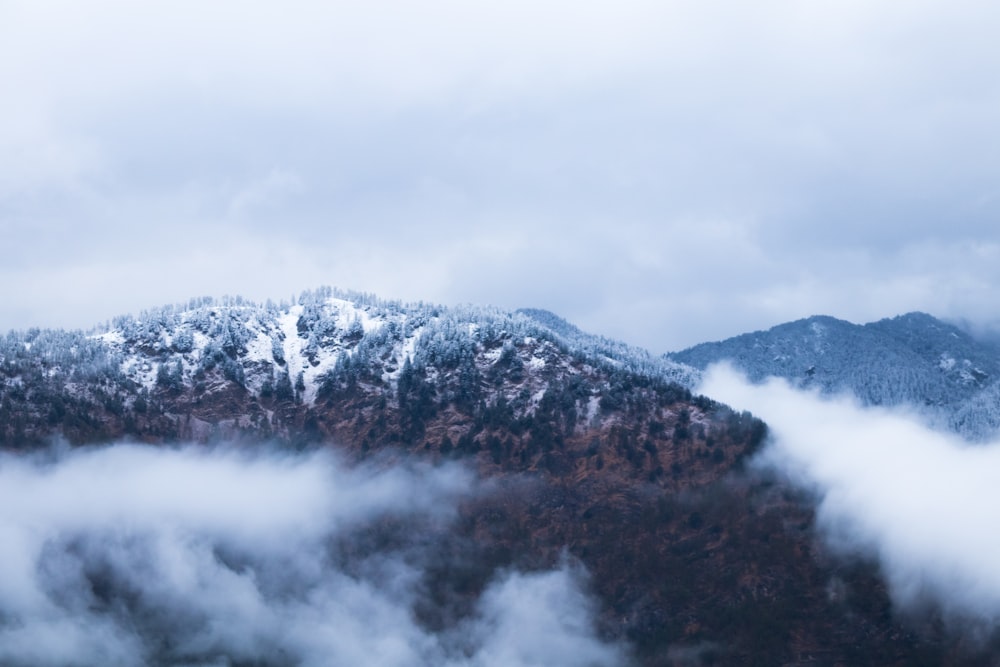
[383,326,424,384]
[190,332,211,356]
[529,388,548,411]
[300,342,340,404]
[327,297,383,334]
[482,346,504,364]
[95,331,124,346]
[244,331,275,364]
[939,354,956,371]
[278,306,305,382]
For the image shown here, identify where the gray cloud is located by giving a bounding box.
[700,364,1000,629]
[3,1,1000,350]
[0,443,626,666]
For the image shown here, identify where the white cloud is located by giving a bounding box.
[458,564,625,667]
[700,364,1000,627]
[3,1,1000,350]
[0,443,626,666]
[227,168,305,220]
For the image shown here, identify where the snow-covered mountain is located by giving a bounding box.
[668,312,1000,440]
[0,287,701,450]
[7,294,998,445]
[3,289,997,663]
[93,294,697,406]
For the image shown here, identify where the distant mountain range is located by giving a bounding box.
[668,312,1000,441]
[1,289,996,664]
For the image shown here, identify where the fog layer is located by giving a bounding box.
[0,443,625,666]
[701,364,1000,626]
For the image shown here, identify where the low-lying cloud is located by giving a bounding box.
[700,364,1000,629]
[0,443,626,666]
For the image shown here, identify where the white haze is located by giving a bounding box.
[701,364,1000,627]
[0,443,626,667]
[5,1,1000,350]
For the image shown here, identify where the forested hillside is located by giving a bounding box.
[669,312,1000,440]
[1,290,993,664]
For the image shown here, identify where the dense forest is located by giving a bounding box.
[1,289,995,665]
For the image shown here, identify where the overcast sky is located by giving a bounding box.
[3,1,999,351]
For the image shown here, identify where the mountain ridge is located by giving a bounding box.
[1,289,993,664]
[668,310,1000,440]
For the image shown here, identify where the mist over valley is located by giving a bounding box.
[3,290,1000,664]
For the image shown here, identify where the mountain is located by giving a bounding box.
[0,290,989,664]
[668,312,1000,440]
[517,307,700,388]
[0,289,696,449]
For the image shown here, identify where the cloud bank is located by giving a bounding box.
[0,443,626,666]
[3,1,1000,349]
[701,364,1000,630]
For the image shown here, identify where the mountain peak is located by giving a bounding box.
[515,308,584,339]
[876,310,951,330]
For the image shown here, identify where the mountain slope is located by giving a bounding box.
[668,312,1000,440]
[0,290,991,664]
[1,289,700,450]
